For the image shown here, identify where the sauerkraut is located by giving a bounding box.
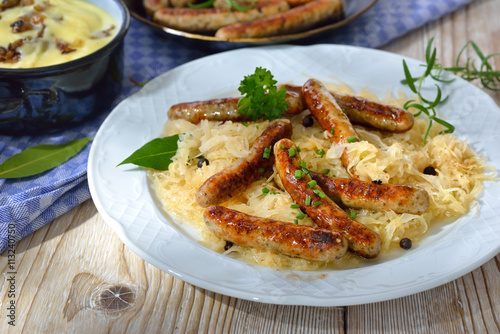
[148,87,496,271]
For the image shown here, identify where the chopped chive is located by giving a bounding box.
[347,136,357,143]
[302,168,309,174]
[294,219,299,224]
[313,201,322,207]
[307,180,317,188]
[280,144,285,149]
[350,211,358,219]
[296,212,306,220]
[316,149,326,157]
[330,128,334,134]
[290,204,300,209]
[295,170,304,179]
[313,189,326,198]
[242,122,249,127]
[297,146,301,152]
[322,169,330,175]
[299,160,307,168]
[263,146,271,159]
[288,148,296,157]
[258,168,265,172]
[262,187,269,194]
[305,196,311,205]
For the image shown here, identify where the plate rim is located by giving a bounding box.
[126,0,379,44]
[88,43,500,306]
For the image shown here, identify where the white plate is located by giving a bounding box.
[88,44,500,306]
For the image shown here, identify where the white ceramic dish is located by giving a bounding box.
[124,0,378,45]
[88,44,500,306]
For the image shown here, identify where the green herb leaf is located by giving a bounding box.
[188,0,216,8]
[117,134,180,170]
[237,67,288,121]
[0,136,93,179]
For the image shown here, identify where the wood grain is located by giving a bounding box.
[1,0,500,332]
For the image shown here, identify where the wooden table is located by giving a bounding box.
[2,0,500,332]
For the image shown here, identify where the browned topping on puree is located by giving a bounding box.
[90,25,116,39]
[10,15,33,32]
[0,38,27,63]
[56,39,76,54]
[1,0,21,10]
[33,1,49,11]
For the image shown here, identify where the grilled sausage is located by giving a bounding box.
[168,97,244,124]
[274,138,382,258]
[143,0,169,16]
[195,120,293,207]
[153,1,290,33]
[302,79,359,143]
[168,90,305,124]
[330,91,414,133]
[215,0,343,39]
[204,205,348,261]
[281,84,414,133]
[309,171,430,214]
[302,78,359,176]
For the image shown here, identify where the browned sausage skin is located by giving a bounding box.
[330,91,414,133]
[195,120,293,207]
[302,78,360,176]
[309,172,430,214]
[280,84,414,133]
[167,90,305,124]
[215,0,343,39]
[168,97,244,124]
[302,78,359,144]
[204,205,348,261]
[274,138,382,258]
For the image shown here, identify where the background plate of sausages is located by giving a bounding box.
[125,0,377,44]
[88,44,500,306]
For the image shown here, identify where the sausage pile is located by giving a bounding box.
[168,78,431,262]
[143,0,344,39]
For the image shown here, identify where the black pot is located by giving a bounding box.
[0,0,131,136]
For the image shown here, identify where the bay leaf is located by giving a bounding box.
[117,134,180,171]
[0,136,93,179]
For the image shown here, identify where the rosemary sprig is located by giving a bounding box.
[445,41,500,91]
[401,38,499,143]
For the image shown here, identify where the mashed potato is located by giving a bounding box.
[148,86,496,271]
[0,0,117,68]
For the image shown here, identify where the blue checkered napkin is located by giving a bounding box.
[0,0,472,253]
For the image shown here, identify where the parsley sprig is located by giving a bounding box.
[237,67,288,121]
[401,38,500,143]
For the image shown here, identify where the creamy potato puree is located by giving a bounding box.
[0,0,118,68]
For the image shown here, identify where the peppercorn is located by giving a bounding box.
[400,238,412,250]
[423,166,437,175]
[302,114,314,127]
[224,241,234,251]
[372,179,383,184]
[197,157,209,168]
